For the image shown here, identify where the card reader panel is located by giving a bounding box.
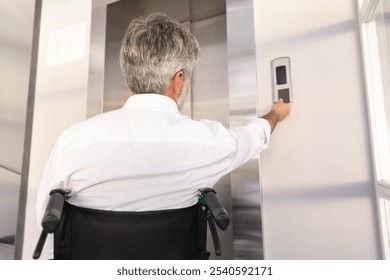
[271,57,293,103]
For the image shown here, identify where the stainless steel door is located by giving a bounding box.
[0,0,35,259]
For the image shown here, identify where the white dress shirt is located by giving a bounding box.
[36,93,271,221]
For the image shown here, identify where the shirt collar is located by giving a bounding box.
[123,93,180,112]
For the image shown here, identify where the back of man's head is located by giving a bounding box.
[120,12,200,95]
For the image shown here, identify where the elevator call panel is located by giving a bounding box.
[271,57,293,103]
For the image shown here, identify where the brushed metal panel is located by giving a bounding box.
[191,15,229,127]
[21,0,93,260]
[0,167,20,259]
[0,0,34,174]
[189,0,225,22]
[0,168,20,238]
[226,0,264,259]
[191,14,233,259]
[0,243,14,260]
[0,0,35,260]
[16,0,43,260]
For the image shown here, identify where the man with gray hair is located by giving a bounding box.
[36,12,289,256]
[119,12,199,110]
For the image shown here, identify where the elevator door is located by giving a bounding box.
[0,0,35,259]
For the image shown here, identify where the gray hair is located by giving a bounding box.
[120,12,200,94]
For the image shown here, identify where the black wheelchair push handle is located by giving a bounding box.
[33,189,70,259]
[199,188,230,230]
[41,189,69,233]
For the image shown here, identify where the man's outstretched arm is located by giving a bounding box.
[261,99,291,133]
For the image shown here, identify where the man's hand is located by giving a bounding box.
[271,99,291,122]
[261,99,291,133]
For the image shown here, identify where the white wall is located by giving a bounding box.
[254,0,381,259]
[22,0,92,259]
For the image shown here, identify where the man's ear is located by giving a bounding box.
[173,71,184,98]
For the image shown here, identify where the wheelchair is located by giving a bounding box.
[33,188,230,260]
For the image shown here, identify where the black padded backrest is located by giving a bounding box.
[54,202,205,260]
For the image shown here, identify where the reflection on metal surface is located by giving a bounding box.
[0,167,19,259]
[191,13,233,259]
[226,0,263,259]
[16,0,43,260]
[22,0,94,260]
[0,0,33,173]
[0,0,35,259]
[87,0,118,118]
